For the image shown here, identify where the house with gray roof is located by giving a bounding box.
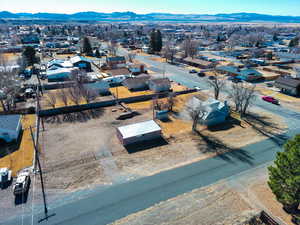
[189,96,230,127]
[0,115,22,143]
[70,56,92,72]
[275,77,300,96]
[122,74,150,91]
[148,78,171,93]
[216,66,262,82]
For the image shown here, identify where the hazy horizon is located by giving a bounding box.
[1,0,300,16]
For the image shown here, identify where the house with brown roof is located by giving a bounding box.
[106,56,126,69]
[182,57,217,69]
[275,77,300,96]
[107,68,131,77]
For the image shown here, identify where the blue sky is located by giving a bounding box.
[1,0,300,16]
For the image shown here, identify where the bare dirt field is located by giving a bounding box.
[111,163,295,225]
[40,89,287,193]
[111,181,261,225]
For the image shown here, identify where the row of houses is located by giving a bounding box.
[46,56,92,82]
[122,74,171,92]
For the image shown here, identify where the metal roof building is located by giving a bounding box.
[116,120,162,146]
[0,115,22,143]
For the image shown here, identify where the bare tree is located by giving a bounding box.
[58,88,69,106]
[187,102,207,132]
[167,92,177,112]
[127,52,136,63]
[68,87,82,105]
[229,83,256,117]
[107,41,118,56]
[0,53,21,111]
[207,74,225,100]
[182,38,199,59]
[81,88,98,104]
[46,92,57,109]
[162,41,177,63]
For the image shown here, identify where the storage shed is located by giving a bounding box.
[0,115,22,143]
[116,120,162,146]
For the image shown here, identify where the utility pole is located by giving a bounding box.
[29,126,48,221]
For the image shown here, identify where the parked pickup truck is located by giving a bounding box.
[13,171,30,196]
[0,168,12,189]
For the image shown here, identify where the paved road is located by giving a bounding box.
[4,49,300,225]
[5,126,300,225]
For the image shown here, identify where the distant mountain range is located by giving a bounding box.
[1,11,300,23]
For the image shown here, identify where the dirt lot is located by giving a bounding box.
[111,163,295,225]
[250,181,294,224]
[111,181,261,225]
[40,89,287,192]
[0,115,36,176]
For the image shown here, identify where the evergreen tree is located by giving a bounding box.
[273,33,279,42]
[150,29,156,53]
[22,46,37,66]
[149,29,162,53]
[36,27,41,35]
[289,37,299,48]
[156,30,162,52]
[268,134,300,214]
[95,49,101,58]
[82,37,93,55]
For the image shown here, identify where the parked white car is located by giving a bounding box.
[13,171,30,195]
[103,75,131,85]
[0,168,12,189]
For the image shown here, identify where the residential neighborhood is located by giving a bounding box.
[0,2,300,225]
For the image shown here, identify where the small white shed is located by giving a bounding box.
[116,120,162,146]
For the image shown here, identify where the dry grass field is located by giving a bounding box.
[0,115,36,176]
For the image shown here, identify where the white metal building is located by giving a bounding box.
[116,120,162,146]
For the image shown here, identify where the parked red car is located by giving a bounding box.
[262,96,280,105]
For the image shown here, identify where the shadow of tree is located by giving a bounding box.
[44,109,104,124]
[195,130,254,165]
[207,116,243,132]
[244,113,288,147]
[0,130,23,159]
